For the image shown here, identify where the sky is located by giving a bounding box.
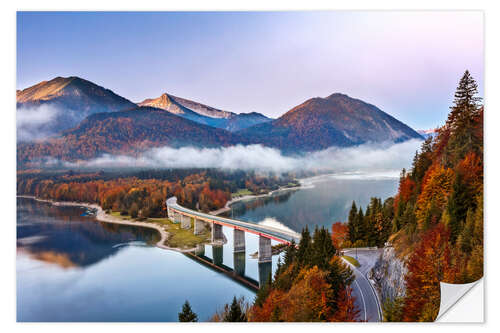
[17,11,484,130]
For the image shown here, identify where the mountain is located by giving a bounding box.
[17,76,136,134]
[417,128,438,139]
[138,93,271,131]
[164,94,234,119]
[137,93,228,128]
[238,93,423,152]
[17,107,246,163]
[225,112,272,132]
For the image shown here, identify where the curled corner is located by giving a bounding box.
[436,278,482,321]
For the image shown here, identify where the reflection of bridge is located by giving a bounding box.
[184,244,272,290]
[166,197,301,263]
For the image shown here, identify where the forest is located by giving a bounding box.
[17,168,299,217]
[345,70,483,321]
[199,227,360,322]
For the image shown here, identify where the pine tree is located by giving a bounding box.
[383,297,404,322]
[347,201,358,243]
[447,172,474,243]
[223,296,247,322]
[178,300,198,322]
[354,207,365,246]
[447,70,481,129]
[446,70,482,163]
[311,227,336,269]
[457,209,474,253]
[283,240,297,267]
[297,226,312,266]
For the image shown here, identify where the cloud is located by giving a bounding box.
[55,139,423,175]
[17,105,61,142]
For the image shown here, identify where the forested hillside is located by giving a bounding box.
[248,227,359,322]
[346,70,483,321]
[17,169,298,216]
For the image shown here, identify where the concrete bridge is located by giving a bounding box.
[166,197,301,263]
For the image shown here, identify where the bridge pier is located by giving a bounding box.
[174,211,182,224]
[181,215,191,229]
[212,223,224,243]
[258,236,272,263]
[194,219,206,235]
[233,229,245,253]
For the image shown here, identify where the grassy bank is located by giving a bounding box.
[231,188,253,198]
[342,255,361,267]
[109,212,211,249]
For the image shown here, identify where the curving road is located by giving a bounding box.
[342,248,383,322]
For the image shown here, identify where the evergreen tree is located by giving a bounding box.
[383,297,404,322]
[447,70,481,129]
[178,300,198,322]
[297,226,312,266]
[325,256,354,312]
[402,203,417,237]
[347,201,358,243]
[355,207,365,246]
[311,227,336,269]
[447,172,474,243]
[458,209,474,254]
[283,240,297,267]
[223,296,247,322]
[446,70,482,163]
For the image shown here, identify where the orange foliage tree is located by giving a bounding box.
[415,165,454,230]
[403,224,455,321]
[331,222,349,249]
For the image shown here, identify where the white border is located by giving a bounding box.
[2,1,498,332]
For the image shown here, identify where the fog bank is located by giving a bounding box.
[58,139,423,174]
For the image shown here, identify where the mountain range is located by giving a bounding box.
[138,93,271,131]
[16,76,423,165]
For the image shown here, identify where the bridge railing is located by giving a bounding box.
[166,196,301,244]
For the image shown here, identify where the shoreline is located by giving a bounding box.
[17,195,209,253]
[210,184,302,215]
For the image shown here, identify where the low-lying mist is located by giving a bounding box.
[17,105,61,142]
[53,139,423,175]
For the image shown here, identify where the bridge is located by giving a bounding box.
[166,196,301,263]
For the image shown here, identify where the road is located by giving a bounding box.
[343,248,383,322]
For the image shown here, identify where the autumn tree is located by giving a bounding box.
[403,224,454,321]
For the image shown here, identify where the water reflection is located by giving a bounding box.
[233,252,246,277]
[230,177,398,232]
[17,197,159,268]
[212,245,224,266]
[17,197,256,322]
[258,262,272,287]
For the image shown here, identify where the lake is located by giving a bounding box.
[229,172,399,232]
[16,197,264,322]
[16,172,398,322]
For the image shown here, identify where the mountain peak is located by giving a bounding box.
[17,76,136,134]
[326,92,350,100]
[239,93,422,152]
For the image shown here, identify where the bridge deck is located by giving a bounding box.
[166,197,301,244]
